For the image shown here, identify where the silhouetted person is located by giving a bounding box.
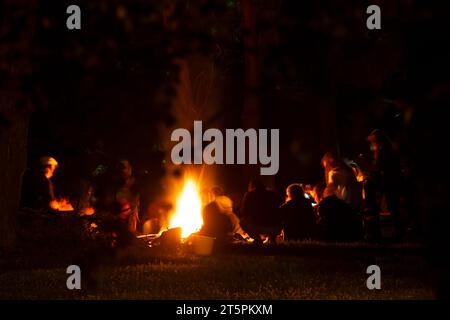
[317,195,362,241]
[208,186,251,240]
[240,179,281,243]
[279,184,317,240]
[199,201,233,241]
[347,160,380,241]
[367,129,404,240]
[21,156,58,211]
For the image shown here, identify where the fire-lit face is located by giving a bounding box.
[168,178,203,239]
[44,164,57,179]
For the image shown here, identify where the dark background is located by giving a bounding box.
[1,0,450,244]
[17,1,450,190]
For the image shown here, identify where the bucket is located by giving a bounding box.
[192,234,215,256]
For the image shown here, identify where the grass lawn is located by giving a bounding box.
[0,240,435,300]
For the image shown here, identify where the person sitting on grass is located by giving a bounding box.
[316,194,362,241]
[199,201,233,242]
[20,156,73,212]
[240,179,282,244]
[310,167,363,242]
[209,186,251,241]
[321,152,363,212]
[95,159,140,248]
[279,184,317,241]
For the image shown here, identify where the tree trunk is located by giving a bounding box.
[239,0,263,185]
[240,0,260,130]
[0,90,29,253]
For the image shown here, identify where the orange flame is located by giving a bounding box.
[168,178,203,238]
[50,198,74,211]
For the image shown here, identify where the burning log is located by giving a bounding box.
[145,227,182,249]
[159,227,182,246]
[136,233,160,239]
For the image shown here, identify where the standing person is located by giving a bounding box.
[347,159,382,241]
[367,129,404,240]
[279,184,317,241]
[240,179,282,244]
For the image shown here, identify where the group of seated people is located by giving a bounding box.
[199,129,404,243]
[20,156,141,246]
[198,175,363,244]
[20,129,403,245]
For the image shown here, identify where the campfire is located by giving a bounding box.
[168,177,203,239]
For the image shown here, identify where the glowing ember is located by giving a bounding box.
[168,178,203,238]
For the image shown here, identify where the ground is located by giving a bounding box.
[0,239,434,300]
